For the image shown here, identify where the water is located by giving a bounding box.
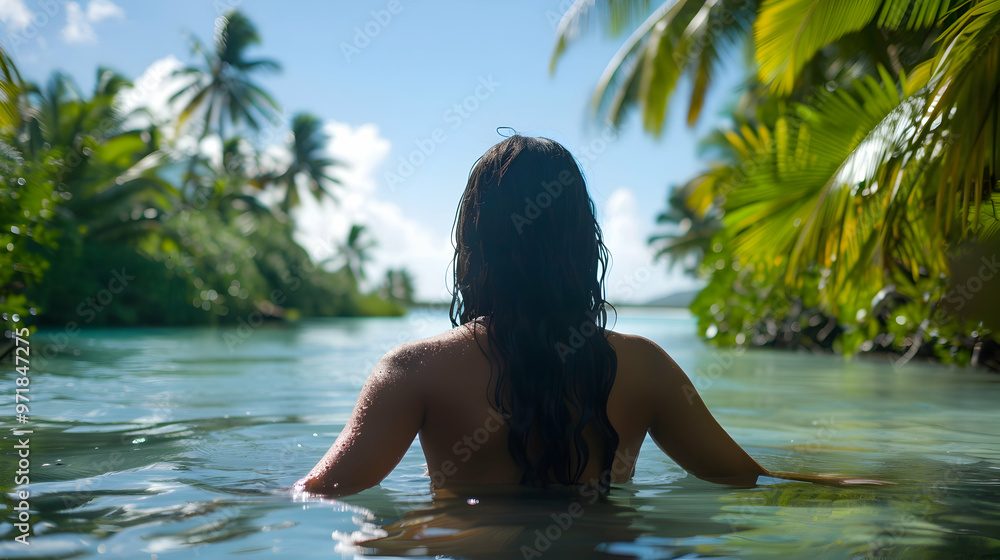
[2,308,999,559]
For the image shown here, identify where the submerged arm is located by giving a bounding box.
[638,338,890,487]
[295,345,425,496]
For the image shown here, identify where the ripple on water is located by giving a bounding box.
[7,313,999,559]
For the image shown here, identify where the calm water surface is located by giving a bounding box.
[2,308,999,559]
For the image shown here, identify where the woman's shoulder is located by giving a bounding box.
[380,324,675,379]
[394,325,670,359]
[378,323,483,369]
[605,329,686,387]
[605,329,668,359]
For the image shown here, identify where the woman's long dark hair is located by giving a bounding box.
[449,134,619,491]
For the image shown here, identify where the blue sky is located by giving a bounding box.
[3,0,745,303]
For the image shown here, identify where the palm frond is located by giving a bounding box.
[550,0,653,73]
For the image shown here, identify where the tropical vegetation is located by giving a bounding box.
[552,0,1000,370]
[1,10,414,337]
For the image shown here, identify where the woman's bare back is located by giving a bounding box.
[296,133,891,496]
[416,324,650,487]
[294,323,812,496]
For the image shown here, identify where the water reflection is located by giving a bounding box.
[299,455,1000,559]
[307,482,740,559]
[5,313,999,559]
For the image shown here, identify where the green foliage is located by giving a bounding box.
[171,10,281,140]
[558,0,1000,369]
[267,112,343,213]
[378,268,416,306]
[551,0,756,131]
[1,12,404,334]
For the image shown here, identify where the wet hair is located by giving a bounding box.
[449,134,619,491]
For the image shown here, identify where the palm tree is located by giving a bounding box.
[553,0,1000,365]
[185,135,273,219]
[549,0,949,132]
[379,268,415,304]
[550,0,757,133]
[170,10,280,186]
[649,181,721,275]
[331,224,376,284]
[0,46,25,170]
[18,68,175,243]
[267,112,343,213]
[0,45,20,131]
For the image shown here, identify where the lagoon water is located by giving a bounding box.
[3,308,999,559]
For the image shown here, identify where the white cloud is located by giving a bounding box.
[61,2,96,43]
[292,121,455,303]
[61,0,123,45]
[600,187,700,304]
[115,55,185,131]
[0,0,33,32]
[86,0,124,22]
[294,155,694,304]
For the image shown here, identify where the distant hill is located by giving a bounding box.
[643,289,701,308]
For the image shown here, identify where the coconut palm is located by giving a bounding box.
[550,0,757,132]
[185,136,273,219]
[379,268,415,304]
[0,45,19,130]
[331,224,376,284]
[0,46,23,167]
[267,112,343,213]
[692,3,1000,302]
[16,68,175,243]
[549,0,950,131]
[170,10,280,186]
[554,0,1000,366]
[649,181,721,275]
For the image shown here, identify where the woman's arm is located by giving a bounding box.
[295,344,425,496]
[635,337,890,487]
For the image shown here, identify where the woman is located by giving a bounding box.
[295,135,888,497]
